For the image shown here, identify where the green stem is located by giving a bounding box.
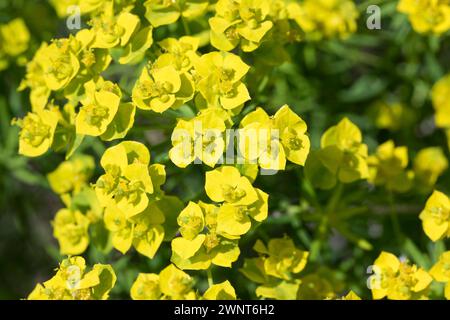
[181,17,191,35]
[206,268,213,287]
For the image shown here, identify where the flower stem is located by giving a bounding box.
[206,268,213,287]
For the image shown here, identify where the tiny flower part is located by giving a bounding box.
[90,10,140,49]
[429,251,450,300]
[47,155,95,195]
[414,147,448,192]
[144,0,209,27]
[76,79,122,136]
[157,36,199,72]
[169,108,229,168]
[193,51,251,112]
[41,38,81,91]
[370,101,414,132]
[398,0,450,35]
[0,18,30,58]
[18,43,51,110]
[370,251,432,300]
[216,188,268,238]
[316,117,369,185]
[132,63,194,113]
[28,256,116,300]
[171,201,241,270]
[130,273,161,300]
[419,191,450,241]
[159,264,196,300]
[177,202,205,240]
[273,105,310,166]
[203,281,237,300]
[14,108,59,157]
[104,201,165,258]
[95,141,155,218]
[368,140,414,193]
[205,166,258,206]
[288,0,359,40]
[52,209,90,255]
[209,0,273,52]
[254,237,309,281]
[432,74,450,128]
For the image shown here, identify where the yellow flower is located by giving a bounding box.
[306,118,369,189]
[171,201,241,270]
[0,18,30,57]
[144,0,209,27]
[157,36,199,72]
[368,140,414,193]
[28,256,116,300]
[159,264,196,299]
[169,108,229,168]
[47,155,95,195]
[414,147,448,192]
[432,74,450,128]
[289,0,359,40]
[371,251,432,300]
[205,166,258,205]
[76,79,122,136]
[398,0,450,35]
[253,237,309,281]
[95,141,156,218]
[104,201,165,258]
[130,273,161,300]
[370,101,414,131]
[203,281,237,300]
[209,0,274,52]
[419,190,450,241]
[429,251,450,300]
[193,51,250,112]
[52,209,90,255]
[132,63,194,113]
[14,107,59,157]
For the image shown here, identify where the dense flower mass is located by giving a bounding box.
[1,0,448,301]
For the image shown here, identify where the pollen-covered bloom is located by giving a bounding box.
[131,264,196,300]
[370,251,432,300]
[368,140,414,193]
[170,201,241,270]
[240,237,309,300]
[95,141,159,218]
[429,251,450,300]
[305,118,369,189]
[209,0,274,52]
[169,108,231,168]
[28,256,116,300]
[193,51,251,113]
[157,36,199,72]
[398,0,450,35]
[238,105,310,170]
[14,107,59,157]
[52,209,90,255]
[419,190,450,241]
[76,79,122,136]
[132,63,194,113]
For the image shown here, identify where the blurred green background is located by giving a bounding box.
[1,0,449,299]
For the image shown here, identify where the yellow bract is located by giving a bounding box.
[398,0,450,34]
[368,140,414,193]
[420,191,450,241]
[28,256,116,300]
[432,74,450,128]
[0,18,30,70]
[370,251,432,300]
[53,209,90,255]
[429,251,450,300]
[203,281,237,300]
